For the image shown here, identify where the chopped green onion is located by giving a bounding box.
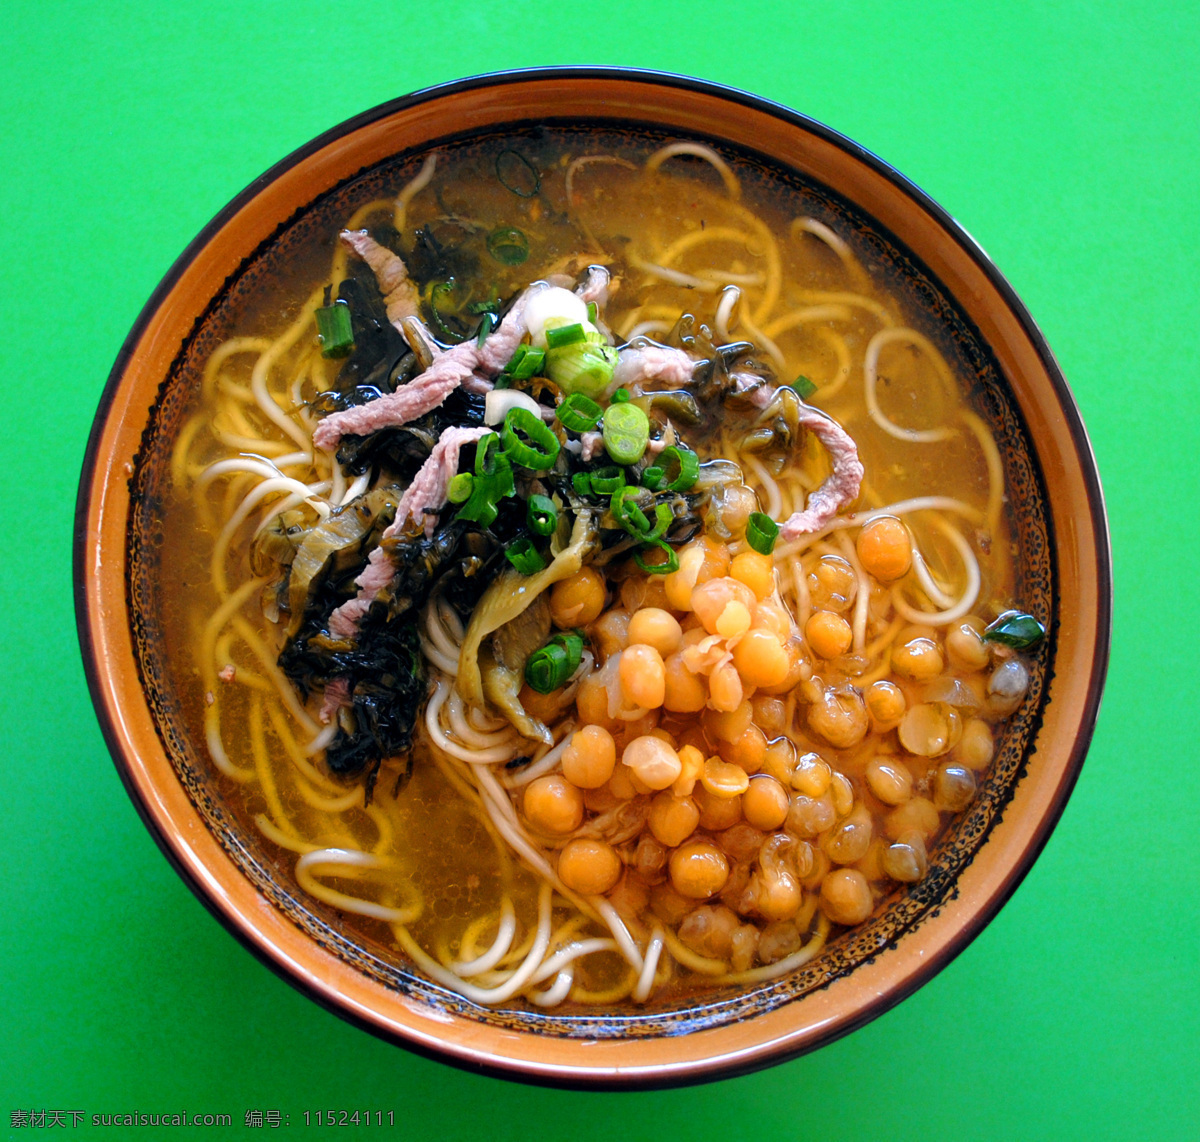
[983,611,1045,650]
[556,393,603,433]
[659,445,700,492]
[315,299,355,358]
[589,465,625,494]
[475,311,497,347]
[545,322,587,349]
[505,538,546,575]
[526,494,557,536]
[612,486,652,539]
[635,542,680,575]
[486,226,530,265]
[572,472,593,496]
[456,432,515,527]
[501,407,560,470]
[514,348,545,379]
[492,373,513,390]
[603,402,651,465]
[544,336,617,398]
[610,388,631,404]
[476,431,503,475]
[586,301,599,324]
[792,375,818,400]
[644,502,674,542]
[503,343,546,380]
[641,466,665,491]
[447,473,474,503]
[457,484,503,527]
[524,632,584,693]
[746,512,780,555]
[495,149,540,198]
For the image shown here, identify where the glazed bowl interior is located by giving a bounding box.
[77,68,1109,1087]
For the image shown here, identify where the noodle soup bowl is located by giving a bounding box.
[77,68,1110,1086]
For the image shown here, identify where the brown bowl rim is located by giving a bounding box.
[75,65,1112,1088]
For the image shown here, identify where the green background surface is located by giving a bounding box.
[3,1,1195,1138]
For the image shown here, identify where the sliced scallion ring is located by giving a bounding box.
[644,502,674,542]
[746,512,780,555]
[505,538,546,575]
[486,226,529,265]
[635,542,680,575]
[456,433,514,527]
[447,473,474,503]
[475,311,497,347]
[602,402,650,465]
[545,322,587,349]
[524,632,584,693]
[502,407,560,469]
[526,495,558,536]
[315,299,354,358]
[589,465,625,495]
[556,393,603,433]
[502,343,546,380]
[544,337,616,398]
[612,486,652,539]
[659,445,699,492]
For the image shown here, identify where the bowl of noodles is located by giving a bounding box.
[77,68,1110,1085]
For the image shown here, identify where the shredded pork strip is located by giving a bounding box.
[313,285,543,452]
[338,229,420,327]
[612,343,696,389]
[391,426,490,538]
[324,426,491,642]
[318,676,351,724]
[779,405,865,538]
[325,545,395,640]
[611,344,861,534]
[575,264,610,306]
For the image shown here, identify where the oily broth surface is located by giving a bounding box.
[158,126,1018,1005]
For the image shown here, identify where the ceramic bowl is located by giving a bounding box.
[76,67,1110,1087]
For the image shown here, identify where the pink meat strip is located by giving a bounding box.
[612,343,696,389]
[475,285,541,372]
[390,426,490,538]
[339,229,420,327]
[319,677,351,724]
[779,405,865,539]
[313,354,475,451]
[325,545,397,638]
[612,344,861,535]
[323,426,489,639]
[732,371,776,408]
[580,431,605,462]
[575,264,610,306]
[313,285,542,452]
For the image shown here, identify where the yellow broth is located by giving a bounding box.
[159,127,1033,1007]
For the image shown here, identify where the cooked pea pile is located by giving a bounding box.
[514,526,1031,965]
